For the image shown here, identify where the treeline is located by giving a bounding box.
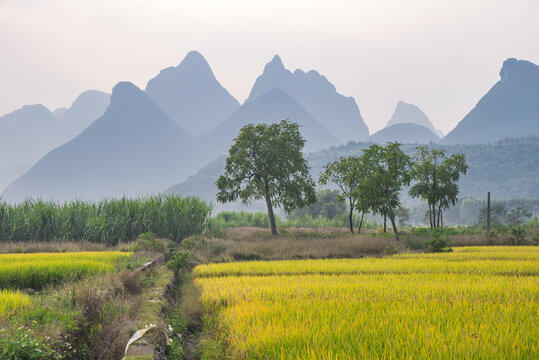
[0,195,212,244]
[309,136,539,200]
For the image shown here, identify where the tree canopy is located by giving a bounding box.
[409,146,468,228]
[216,120,316,235]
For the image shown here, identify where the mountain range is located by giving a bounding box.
[2,82,196,202]
[145,51,240,137]
[1,53,538,202]
[246,55,369,142]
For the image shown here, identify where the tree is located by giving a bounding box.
[505,206,532,225]
[290,189,347,220]
[216,120,316,236]
[409,146,468,229]
[360,143,413,241]
[477,203,507,226]
[319,156,364,233]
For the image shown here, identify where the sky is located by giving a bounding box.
[1,0,538,134]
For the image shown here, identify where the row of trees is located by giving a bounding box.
[321,145,468,239]
[216,120,468,239]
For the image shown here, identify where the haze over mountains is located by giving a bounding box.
[369,101,440,144]
[387,101,443,137]
[3,82,196,201]
[442,58,539,144]
[246,55,369,142]
[145,51,240,137]
[1,53,538,202]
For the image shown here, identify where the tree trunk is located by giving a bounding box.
[429,201,433,230]
[348,199,354,234]
[264,184,277,236]
[357,212,365,233]
[440,209,443,228]
[386,190,399,241]
[383,214,387,233]
[437,206,442,228]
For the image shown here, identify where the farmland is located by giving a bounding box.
[0,251,131,289]
[194,246,539,359]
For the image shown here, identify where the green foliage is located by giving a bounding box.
[131,233,169,254]
[508,226,527,245]
[165,337,184,359]
[423,233,452,253]
[209,211,378,230]
[217,120,316,235]
[319,156,366,232]
[290,189,347,220]
[210,211,279,229]
[409,146,468,228]
[167,251,190,274]
[0,330,62,360]
[505,207,532,225]
[395,207,410,227]
[359,143,413,240]
[0,195,212,245]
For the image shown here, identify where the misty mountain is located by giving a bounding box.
[197,89,340,162]
[442,58,539,144]
[369,123,440,144]
[166,136,539,206]
[52,107,68,120]
[0,104,67,169]
[246,55,369,142]
[2,82,197,202]
[59,90,110,138]
[145,51,241,137]
[387,101,443,137]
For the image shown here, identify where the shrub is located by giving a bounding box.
[0,330,62,360]
[423,233,452,253]
[167,251,190,274]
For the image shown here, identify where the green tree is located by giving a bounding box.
[319,156,365,233]
[290,189,347,220]
[409,146,468,229]
[360,143,413,241]
[216,120,316,236]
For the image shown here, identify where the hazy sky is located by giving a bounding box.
[1,0,538,134]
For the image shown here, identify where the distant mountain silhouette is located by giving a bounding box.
[387,101,443,137]
[59,90,110,137]
[246,55,369,142]
[145,51,240,137]
[369,123,440,144]
[2,82,197,202]
[52,107,68,120]
[0,104,67,169]
[197,88,340,162]
[442,58,539,144]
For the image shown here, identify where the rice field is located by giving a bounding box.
[0,251,132,289]
[195,246,539,359]
[0,290,31,319]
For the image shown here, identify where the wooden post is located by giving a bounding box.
[487,192,491,234]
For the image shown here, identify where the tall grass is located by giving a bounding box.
[0,195,212,245]
[210,211,378,230]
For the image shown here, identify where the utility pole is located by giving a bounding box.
[487,192,491,234]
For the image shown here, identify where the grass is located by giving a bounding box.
[0,290,31,319]
[209,211,379,230]
[194,246,539,359]
[0,251,132,289]
[0,195,212,245]
[182,227,402,264]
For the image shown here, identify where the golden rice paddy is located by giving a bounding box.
[195,246,538,359]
